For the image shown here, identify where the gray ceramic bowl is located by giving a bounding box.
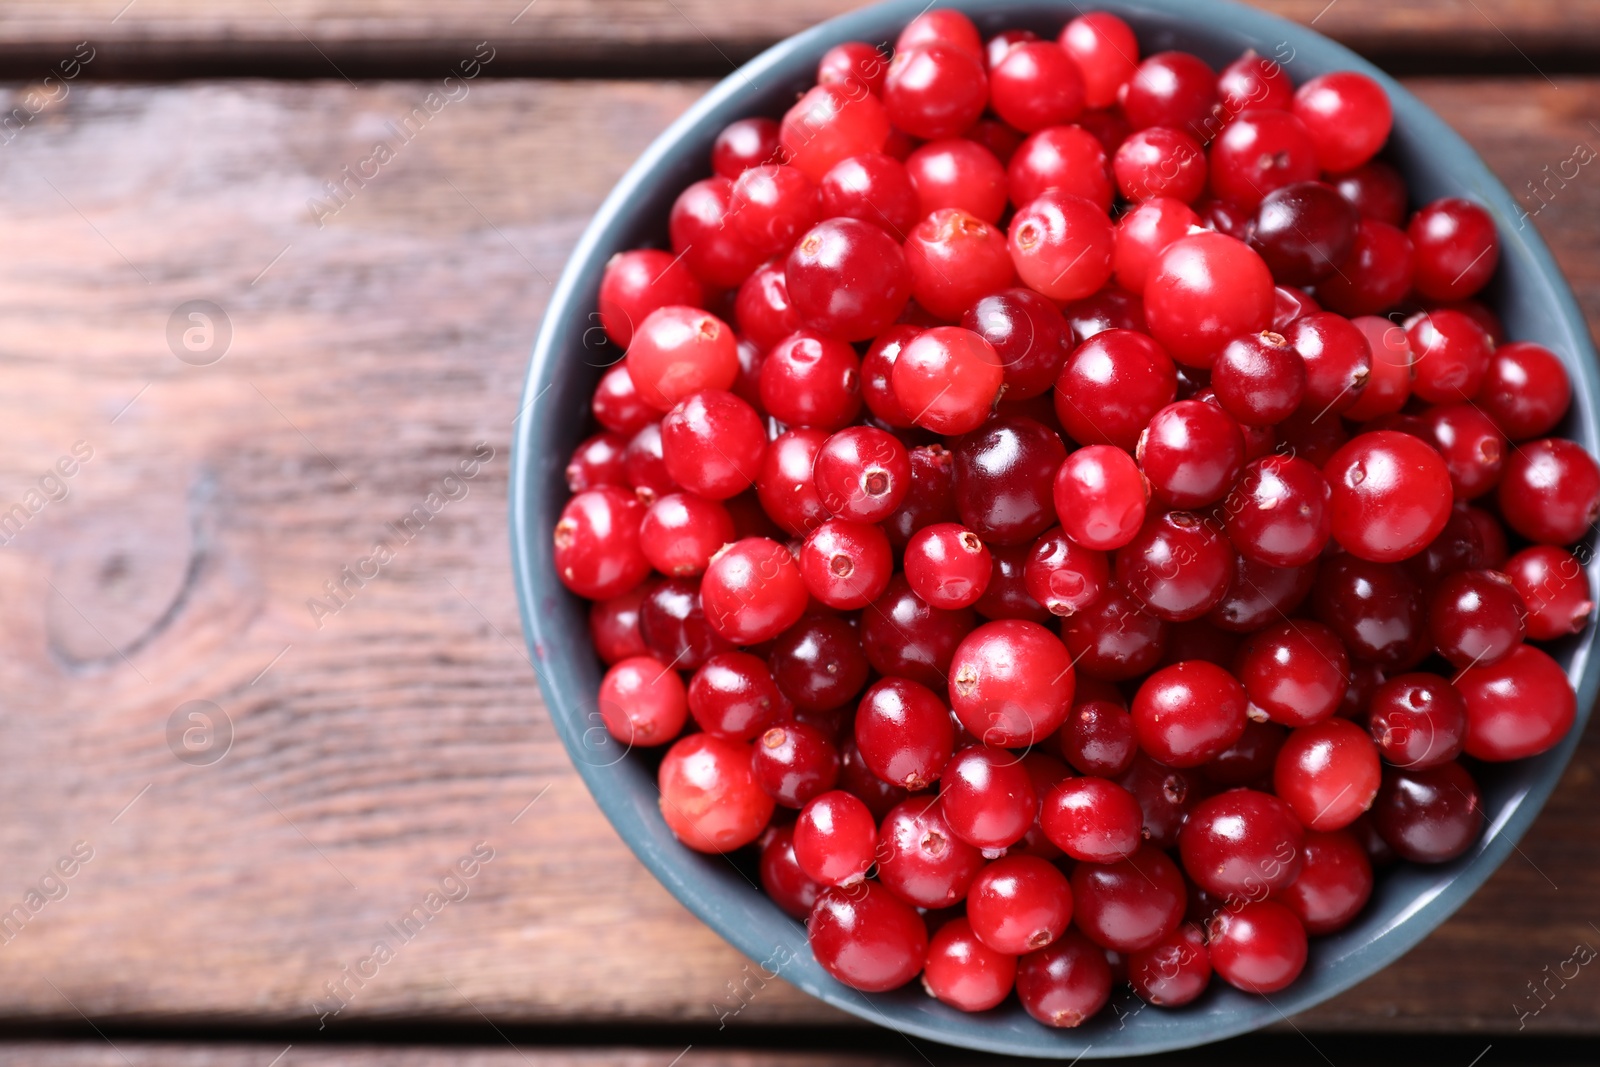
[511,0,1600,1055]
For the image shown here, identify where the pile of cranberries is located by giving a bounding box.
[552,8,1596,1029]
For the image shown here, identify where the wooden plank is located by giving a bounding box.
[0,1,1594,76]
[0,74,1596,1039]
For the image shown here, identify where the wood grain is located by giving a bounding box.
[0,74,1597,1038]
[0,1,1595,76]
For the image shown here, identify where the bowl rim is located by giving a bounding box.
[511,0,1600,1056]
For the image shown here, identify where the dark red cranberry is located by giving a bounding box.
[1128,923,1212,1006]
[1224,455,1331,568]
[1274,828,1373,935]
[1330,159,1407,225]
[1207,900,1307,993]
[1117,752,1206,849]
[877,796,986,909]
[753,721,841,808]
[1203,718,1288,789]
[861,575,973,689]
[1371,760,1483,862]
[807,881,928,992]
[1317,218,1413,317]
[1207,554,1317,633]
[882,443,959,548]
[1115,510,1235,622]
[1211,331,1304,426]
[1476,341,1571,441]
[1457,643,1576,761]
[759,824,825,919]
[1313,555,1428,668]
[953,415,1068,545]
[1064,584,1170,681]
[1179,788,1304,899]
[1497,437,1600,546]
[1367,673,1467,770]
[590,582,652,665]
[1056,694,1138,777]
[1055,328,1177,451]
[973,541,1052,623]
[1137,399,1245,508]
[962,288,1074,400]
[1071,844,1186,952]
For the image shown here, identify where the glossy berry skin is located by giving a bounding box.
[813,425,911,524]
[1497,438,1600,546]
[626,307,740,413]
[893,326,1005,435]
[1041,776,1143,863]
[1429,569,1526,669]
[729,163,820,259]
[771,615,870,713]
[904,523,992,610]
[950,620,1076,748]
[1235,620,1349,728]
[962,288,1073,400]
[1207,900,1308,994]
[884,444,959,548]
[861,576,974,690]
[1457,643,1576,761]
[669,178,763,288]
[566,431,628,495]
[758,331,862,431]
[819,153,920,239]
[799,519,892,610]
[1292,71,1392,173]
[1007,126,1114,212]
[807,882,928,992]
[922,917,1018,1012]
[883,45,988,140]
[1115,510,1236,623]
[1331,159,1407,225]
[972,540,1053,624]
[780,84,892,182]
[700,537,808,645]
[622,422,674,502]
[855,677,956,791]
[1423,403,1505,501]
[903,208,1016,320]
[939,744,1040,852]
[786,218,911,341]
[1225,455,1331,568]
[1274,828,1373,936]
[1145,233,1275,368]
[1312,555,1428,668]
[590,584,651,665]
[1409,197,1499,301]
[1406,309,1493,405]
[1371,760,1483,863]
[756,429,829,538]
[554,486,649,600]
[591,364,657,437]
[1211,331,1305,426]
[989,40,1086,132]
[639,493,734,577]
[1505,546,1593,640]
[1274,718,1382,831]
[1132,660,1247,769]
[794,790,879,886]
[1054,445,1149,551]
[905,139,1008,223]
[1057,697,1139,777]
[896,9,983,57]
[1117,753,1204,850]
[599,249,706,348]
[1250,181,1359,286]
[1113,127,1206,203]
[1208,109,1319,209]
[1025,528,1110,617]
[1137,399,1245,508]
[759,824,825,920]
[1008,192,1116,301]
[1316,218,1414,318]
[658,733,775,853]
[1366,673,1468,770]
[688,651,784,742]
[1121,51,1218,136]
[1476,342,1571,441]
[968,854,1074,955]
[735,262,800,351]
[859,326,920,428]
[1209,555,1317,634]
[1325,431,1454,563]
[954,415,1068,545]
[1071,844,1186,952]
[1285,311,1372,416]
[661,390,766,500]
[1055,328,1177,451]
[1113,197,1202,294]
[1345,314,1413,420]
[1060,12,1139,109]
[638,576,732,670]
[1218,50,1294,115]
[597,655,688,748]
[752,721,840,808]
[712,116,782,179]
[1128,923,1212,1006]
[1064,584,1170,681]
[1180,788,1305,899]
[876,797,986,908]
[1016,930,1113,1028]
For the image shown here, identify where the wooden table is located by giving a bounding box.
[0,2,1596,1063]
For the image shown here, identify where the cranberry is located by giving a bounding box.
[758,331,862,431]
[939,745,1040,852]
[756,428,829,537]
[1114,127,1206,203]
[1219,49,1293,114]
[794,790,879,886]
[1061,285,1149,340]
[818,154,919,238]
[590,583,651,665]
[1313,554,1428,668]
[1406,309,1493,405]
[1053,445,1149,551]
[966,854,1074,955]
[554,486,649,600]
[897,9,983,58]
[903,523,991,610]
[596,654,688,749]
[598,250,706,349]
[1275,828,1373,935]
[1016,930,1113,1028]
[1208,554,1317,633]
[566,431,628,494]
[1122,51,1219,138]
[807,881,928,992]
[883,443,960,548]
[1476,341,1571,441]
[759,824,825,920]
[638,576,732,671]
[669,178,763,288]
[949,619,1075,748]
[1331,159,1407,225]
[877,797,986,908]
[1498,437,1600,545]
[1041,776,1142,863]
[1317,218,1414,317]
[1064,583,1170,681]
[1008,191,1116,301]
[1024,528,1110,617]
[797,519,890,610]
[1367,672,1468,769]
[1422,403,1504,500]
[1325,430,1454,562]
[780,84,892,182]
[813,425,911,523]
[1208,109,1319,209]
[1132,660,1248,768]
[1505,545,1593,640]
[1408,197,1499,301]
[1211,331,1304,426]
[1457,643,1576,761]
[1224,455,1331,568]
[1117,752,1205,849]
[953,415,1068,544]
[688,651,784,742]
[1060,12,1139,109]
[661,390,766,500]
[962,288,1073,400]
[1055,328,1177,450]
[861,575,974,689]
[883,45,988,140]
[786,218,911,341]
[1285,311,1372,416]
[624,306,739,412]
[1234,620,1349,728]
[1114,197,1203,295]
[1371,760,1483,863]
[1202,719,1287,789]
[1115,510,1236,622]
[753,720,841,809]
[1007,125,1114,212]
[1057,693,1138,778]
[1071,844,1186,952]
[855,677,956,791]
[658,733,774,852]
[1207,900,1308,993]
[700,537,808,645]
[1180,787,1305,898]
[728,163,820,260]
[591,364,656,437]
[988,40,1085,132]
[1145,233,1275,368]
[1427,569,1525,669]
[1274,718,1381,831]
[769,614,869,713]
[922,916,1018,1011]
[1292,71,1392,172]
[712,116,782,180]
[1250,181,1359,286]
[1137,399,1245,508]
[903,208,1015,321]
[817,41,888,96]
[904,139,1007,223]
[1128,923,1212,1006]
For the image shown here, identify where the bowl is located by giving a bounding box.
[510,0,1600,1055]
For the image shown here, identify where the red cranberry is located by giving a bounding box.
[893,326,1004,435]
[1145,233,1274,368]
[1128,923,1212,1006]
[1024,527,1110,617]
[1071,844,1186,952]
[855,677,956,791]
[1371,760,1483,863]
[794,790,879,886]
[701,537,808,645]
[1330,159,1407,225]
[1064,584,1170,681]
[1115,510,1236,622]
[759,331,863,431]
[625,306,739,413]
[1325,430,1454,562]
[807,881,928,992]
[1053,445,1149,551]
[1042,776,1143,863]
[729,163,820,260]
[1317,218,1414,317]
[658,733,774,852]
[1016,930,1113,1028]
[753,720,841,808]
[1235,620,1349,728]
[819,153,920,238]
[877,796,986,909]
[554,486,649,600]
[1457,643,1576,761]
[1476,341,1571,441]
[1274,718,1381,831]
[1114,197,1203,295]
[1208,109,1318,209]
[1292,71,1392,172]
[897,9,983,57]
[1224,455,1331,568]
[1367,672,1468,769]
[816,41,888,96]
[1429,569,1526,669]
[1113,127,1206,203]
[1060,12,1139,109]
[780,84,892,182]
[1207,900,1308,993]
[967,854,1074,954]
[906,138,1008,223]
[1055,328,1176,450]
[1007,192,1116,301]
[1132,660,1247,768]
[989,40,1086,132]
[950,619,1076,748]
[813,425,911,523]
[962,288,1073,400]
[861,575,973,689]
[1406,308,1493,405]
[1408,197,1499,301]
[1180,787,1305,899]
[786,218,911,341]
[591,364,656,437]
[1137,399,1245,508]
[1121,51,1219,138]
[1505,545,1593,640]
[688,650,784,742]
[1274,828,1373,935]
[712,116,782,180]
[599,249,705,348]
[756,428,829,538]
[1007,125,1114,212]
[669,178,763,288]
[1211,331,1304,427]
[904,523,991,610]
[903,208,1015,321]
[883,45,988,140]
[798,519,891,610]
[660,390,766,500]
[590,583,651,665]
[1218,49,1293,114]
[939,745,1040,852]
[922,917,1017,1011]
[1497,437,1600,545]
[597,654,688,748]
[759,824,825,919]
[1423,403,1504,500]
